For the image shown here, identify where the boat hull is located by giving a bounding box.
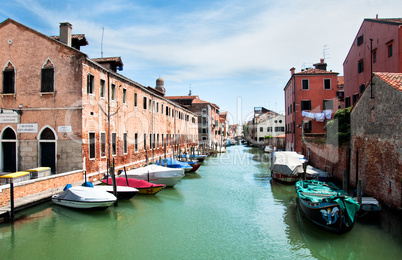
[137,186,165,195]
[94,186,138,200]
[271,172,300,183]
[188,162,201,172]
[51,196,114,210]
[297,197,355,234]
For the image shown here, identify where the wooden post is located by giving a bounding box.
[357,179,362,205]
[124,166,129,187]
[10,179,14,223]
[343,170,348,191]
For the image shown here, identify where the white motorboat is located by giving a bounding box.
[52,185,117,210]
[270,151,305,183]
[124,165,185,187]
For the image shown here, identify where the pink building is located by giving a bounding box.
[343,17,402,107]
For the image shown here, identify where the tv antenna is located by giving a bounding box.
[323,45,330,61]
[101,27,104,58]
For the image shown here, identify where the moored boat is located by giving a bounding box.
[125,165,184,187]
[270,151,305,183]
[296,180,360,234]
[102,177,165,195]
[94,185,139,200]
[52,185,117,210]
[156,158,192,172]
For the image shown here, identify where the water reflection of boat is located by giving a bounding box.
[296,180,360,234]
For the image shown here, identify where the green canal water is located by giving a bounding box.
[0,145,401,259]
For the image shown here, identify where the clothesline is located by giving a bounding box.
[302,110,333,122]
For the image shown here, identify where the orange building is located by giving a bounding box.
[284,59,342,153]
[0,19,198,178]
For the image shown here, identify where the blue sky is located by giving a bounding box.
[1,0,402,124]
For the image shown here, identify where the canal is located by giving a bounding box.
[0,145,401,259]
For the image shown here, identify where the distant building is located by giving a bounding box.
[343,17,402,107]
[247,108,285,147]
[284,59,342,153]
[350,72,402,208]
[165,95,224,148]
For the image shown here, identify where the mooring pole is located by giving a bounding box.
[10,179,14,223]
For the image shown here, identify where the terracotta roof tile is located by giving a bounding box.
[166,96,199,100]
[337,76,344,85]
[374,72,402,92]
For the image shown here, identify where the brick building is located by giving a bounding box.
[284,59,342,153]
[165,95,224,148]
[0,19,198,177]
[350,73,401,208]
[343,17,402,107]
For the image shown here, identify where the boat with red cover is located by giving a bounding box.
[102,177,165,195]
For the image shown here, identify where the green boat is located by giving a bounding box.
[295,180,360,234]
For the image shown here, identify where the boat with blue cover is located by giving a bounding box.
[156,158,193,171]
[295,180,360,234]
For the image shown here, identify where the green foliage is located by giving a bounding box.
[325,107,351,145]
[264,135,273,139]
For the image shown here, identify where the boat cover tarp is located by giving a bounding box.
[155,158,192,169]
[296,180,360,224]
[271,151,304,175]
[305,165,331,178]
[126,165,184,177]
[56,186,116,202]
[102,177,165,189]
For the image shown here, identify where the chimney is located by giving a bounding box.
[290,67,295,76]
[314,58,327,71]
[59,22,72,47]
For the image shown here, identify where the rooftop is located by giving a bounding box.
[374,72,402,92]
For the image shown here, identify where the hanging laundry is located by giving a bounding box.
[315,113,325,122]
[324,110,333,119]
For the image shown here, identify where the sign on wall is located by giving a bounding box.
[17,123,38,133]
[0,111,18,123]
[58,126,72,132]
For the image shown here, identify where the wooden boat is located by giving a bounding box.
[305,165,332,182]
[102,177,165,195]
[187,161,201,172]
[296,180,360,234]
[353,196,381,218]
[94,185,139,200]
[52,185,117,210]
[125,165,184,187]
[270,151,305,183]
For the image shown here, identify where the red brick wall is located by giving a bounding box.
[0,171,83,207]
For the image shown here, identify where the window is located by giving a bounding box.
[345,97,351,108]
[41,61,54,92]
[112,133,117,155]
[157,134,159,148]
[161,104,164,114]
[123,89,127,104]
[143,133,147,150]
[303,121,312,133]
[275,127,285,132]
[89,132,96,159]
[100,79,105,98]
[134,133,138,151]
[161,134,164,147]
[357,35,364,46]
[100,132,106,157]
[3,63,15,94]
[202,136,207,141]
[123,133,127,154]
[267,127,272,132]
[156,102,159,113]
[302,79,309,90]
[111,84,116,100]
[388,44,393,57]
[359,84,365,94]
[323,99,333,110]
[260,127,263,132]
[301,100,311,111]
[134,93,137,107]
[87,74,94,94]
[324,79,331,90]
[358,60,364,73]
[149,100,152,111]
[143,97,147,109]
[352,94,359,105]
[372,49,377,63]
[166,106,169,115]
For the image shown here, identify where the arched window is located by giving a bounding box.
[2,127,16,139]
[3,62,15,94]
[39,127,56,173]
[40,128,56,140]
[41,59,54,92]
